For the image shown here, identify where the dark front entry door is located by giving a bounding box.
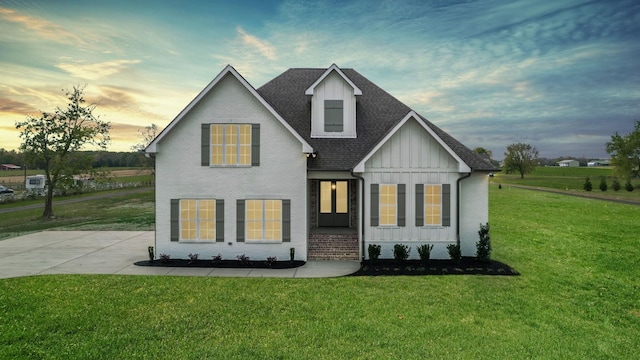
[318,180,349,227]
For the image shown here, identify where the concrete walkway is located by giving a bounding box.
[0,231,361,279]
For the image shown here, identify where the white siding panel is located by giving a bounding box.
[310,72,357,138]
[155,73,308,261]
[459,172,489,256]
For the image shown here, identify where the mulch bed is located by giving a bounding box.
[349,258,519,276]
[134,259,306,269]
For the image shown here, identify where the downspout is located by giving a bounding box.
[351,170,365,262]
[456,172,472,246]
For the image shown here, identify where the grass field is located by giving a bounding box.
[0,188,154,240]
[1,187,639,358]
[492,166,640,203]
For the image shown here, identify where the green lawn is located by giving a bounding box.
[0,189,154,240]
[1,187,639,358]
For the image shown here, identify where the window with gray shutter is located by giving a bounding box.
[324,100,343,132]
[442,184,451,227]
[236,199,245,242]
[370,184,379,226]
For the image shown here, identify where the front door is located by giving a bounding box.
[318,180,349,227]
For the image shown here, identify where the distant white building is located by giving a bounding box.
[557,159,579,167]
[587,159,610,167]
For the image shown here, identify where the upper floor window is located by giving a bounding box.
[201,123,260,167]
[211,124,251,166]
[324,100,343,132]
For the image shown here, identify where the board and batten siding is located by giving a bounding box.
[154,72,308,260]
[362,117,461,259]
[310,71,357,138]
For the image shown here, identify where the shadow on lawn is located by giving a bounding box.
[350,258,519,276]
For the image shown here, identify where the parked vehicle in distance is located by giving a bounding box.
[0,185,15,202]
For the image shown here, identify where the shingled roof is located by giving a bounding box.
[256,67,497,172]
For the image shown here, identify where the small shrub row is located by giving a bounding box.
[156,252,289,267]
[366,223,491,263]
[585,177,635,192]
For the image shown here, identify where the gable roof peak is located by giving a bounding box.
[304,63,362,96]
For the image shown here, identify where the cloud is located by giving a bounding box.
[0,6,85,46]
[236,27,277,61]
[0,96,38,115]
[55,59,141,80]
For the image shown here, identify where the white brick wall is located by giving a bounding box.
[154,73,308,261]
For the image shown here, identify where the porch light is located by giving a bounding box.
[305,152,317,158]
[331,183,336,190]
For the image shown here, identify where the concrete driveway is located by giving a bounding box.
[0,231,360,279]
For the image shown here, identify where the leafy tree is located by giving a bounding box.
[503,143,539,179]
[473,147,493,159]
[15,86,110,218]
[606,120,640,180]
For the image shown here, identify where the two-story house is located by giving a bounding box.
[146,64,498,262]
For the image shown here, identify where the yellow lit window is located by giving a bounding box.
[379,184,397,226]
[246,199,282,241]
[180,199,215,241]
[210,124,251,166]
[424,185,442,225]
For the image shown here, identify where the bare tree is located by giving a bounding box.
[16,86,110,218]
[131,123,158,174]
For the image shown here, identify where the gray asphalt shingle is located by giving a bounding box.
[257,67,497,172]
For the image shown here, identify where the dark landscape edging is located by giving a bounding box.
[350,258,519,276]
[134,259,306,269]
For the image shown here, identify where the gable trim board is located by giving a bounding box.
[305,63,362,96]
[146,65,313,154]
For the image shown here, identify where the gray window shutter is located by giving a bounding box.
[282,199,291,242]
[236,200,245,242]
[201,124,210,166]
[442,184,451,227]
[170,199,179,242]
[216,199,224,242]
[251,124,260,166]
[415,184,424,226]
[324,100,343,132]
[370,184,379,227]
[397,184,406,227]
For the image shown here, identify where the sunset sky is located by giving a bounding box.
[1,0,638,159]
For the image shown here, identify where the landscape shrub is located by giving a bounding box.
[599,177,607,191]
[265,256,277,268]
[447,244,461,262]
[211,254,222,265]
[476,222,492,262]
[625,180,634,192]
[612,179,621,191]
[416,244,434,263]
[188,253,199,264]
[367,244,381,261]
[236,254,251,266]
[159,253,170,264]
[392,244,411,263]
[583,177,592,191]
